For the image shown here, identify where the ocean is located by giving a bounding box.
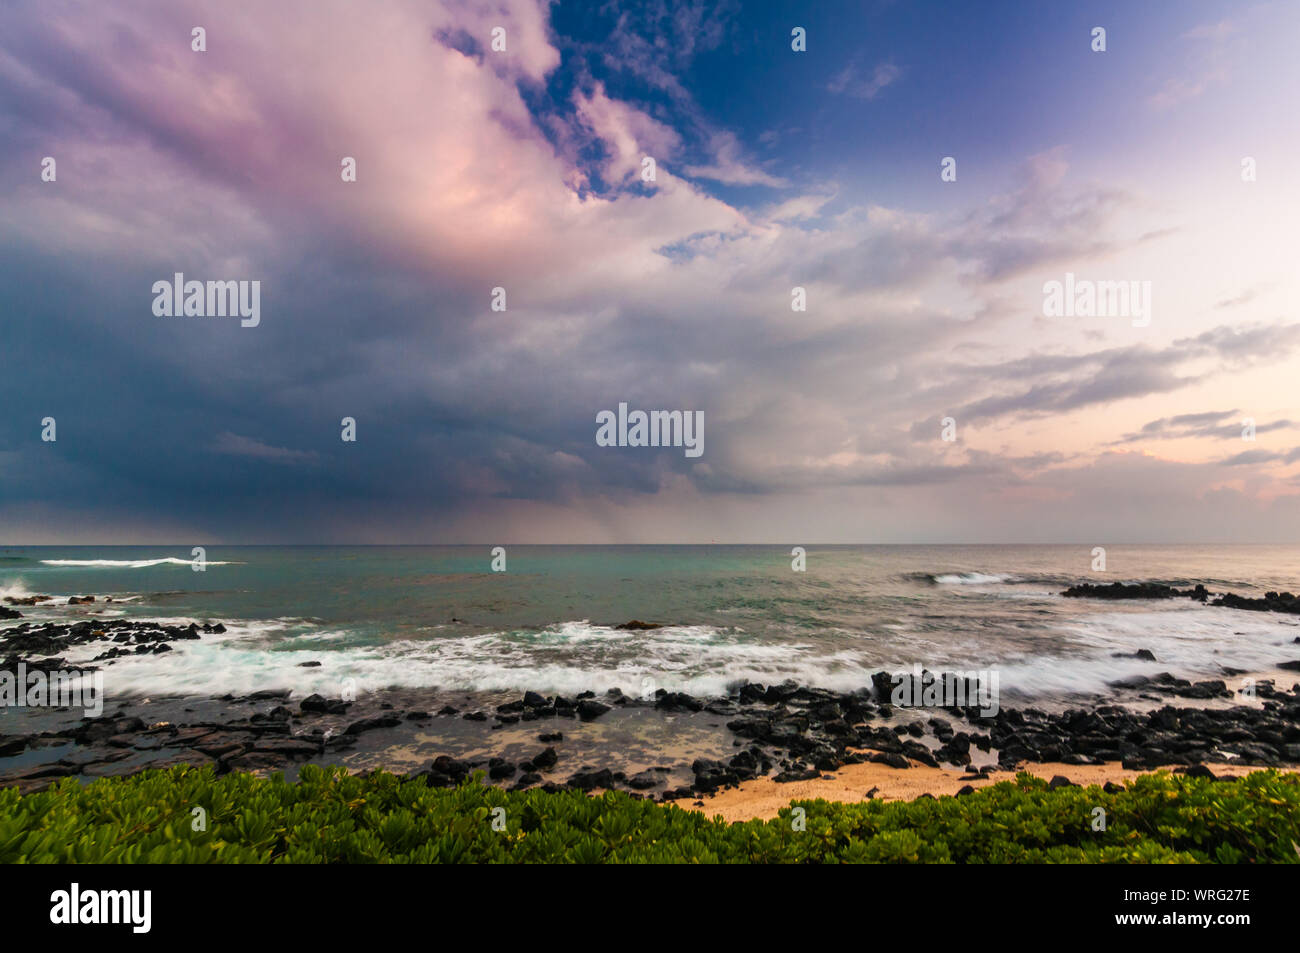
[4,543,1299,707]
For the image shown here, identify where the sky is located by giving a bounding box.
[1,0,1299,544]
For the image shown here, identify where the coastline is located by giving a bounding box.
[4,582,1300,803]
[3,612,1299,801]
[676,759,1291,822]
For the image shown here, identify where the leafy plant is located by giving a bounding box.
[1,765,1295,864]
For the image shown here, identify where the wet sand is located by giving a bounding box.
[677,759,1296,823]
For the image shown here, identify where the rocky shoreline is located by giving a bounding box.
[1061,580,1300,614]
[3,610,1300,799]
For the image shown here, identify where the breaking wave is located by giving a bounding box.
[40,557,242,568]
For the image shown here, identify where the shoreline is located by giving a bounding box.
[676,759,1292,822]
[3,611,1300,799]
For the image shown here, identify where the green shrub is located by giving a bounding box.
[0,766,1296,863]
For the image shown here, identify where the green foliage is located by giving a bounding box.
[1,765,1296,864]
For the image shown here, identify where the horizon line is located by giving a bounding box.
[2,542,1295,548]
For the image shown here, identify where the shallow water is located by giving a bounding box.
[3,544,1299,704]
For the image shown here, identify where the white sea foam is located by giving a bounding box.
[40,557,242,568]
[60,620,844,699]
[995,606,1300,699]
[33,607,1300,705]
[0,580,33,601]
[932,572,1017,585]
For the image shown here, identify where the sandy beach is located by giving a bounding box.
[678,759,1295,823]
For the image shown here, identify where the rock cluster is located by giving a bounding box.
[1061,581,1300,615]
[0,618,227,672]
[1061,582,1210,601]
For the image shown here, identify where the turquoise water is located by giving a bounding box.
[3,544,1299,702]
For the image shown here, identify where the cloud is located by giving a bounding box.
[827,60,901,100]
[1113,411,1295,445]
[593,0,737,103]
[557,0,779,193]
[1148,18,1235,109]
[572,83,684,183]
[762,191,836,223]
[1217,447,1300,467]
[1147,69,1227,110]
[0,0,1296,543]
[1183,19,1237,41]
[212,433,319,465]
[683,131,788,187]
[1216,290,1256,309]
[948,148,1150,282]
